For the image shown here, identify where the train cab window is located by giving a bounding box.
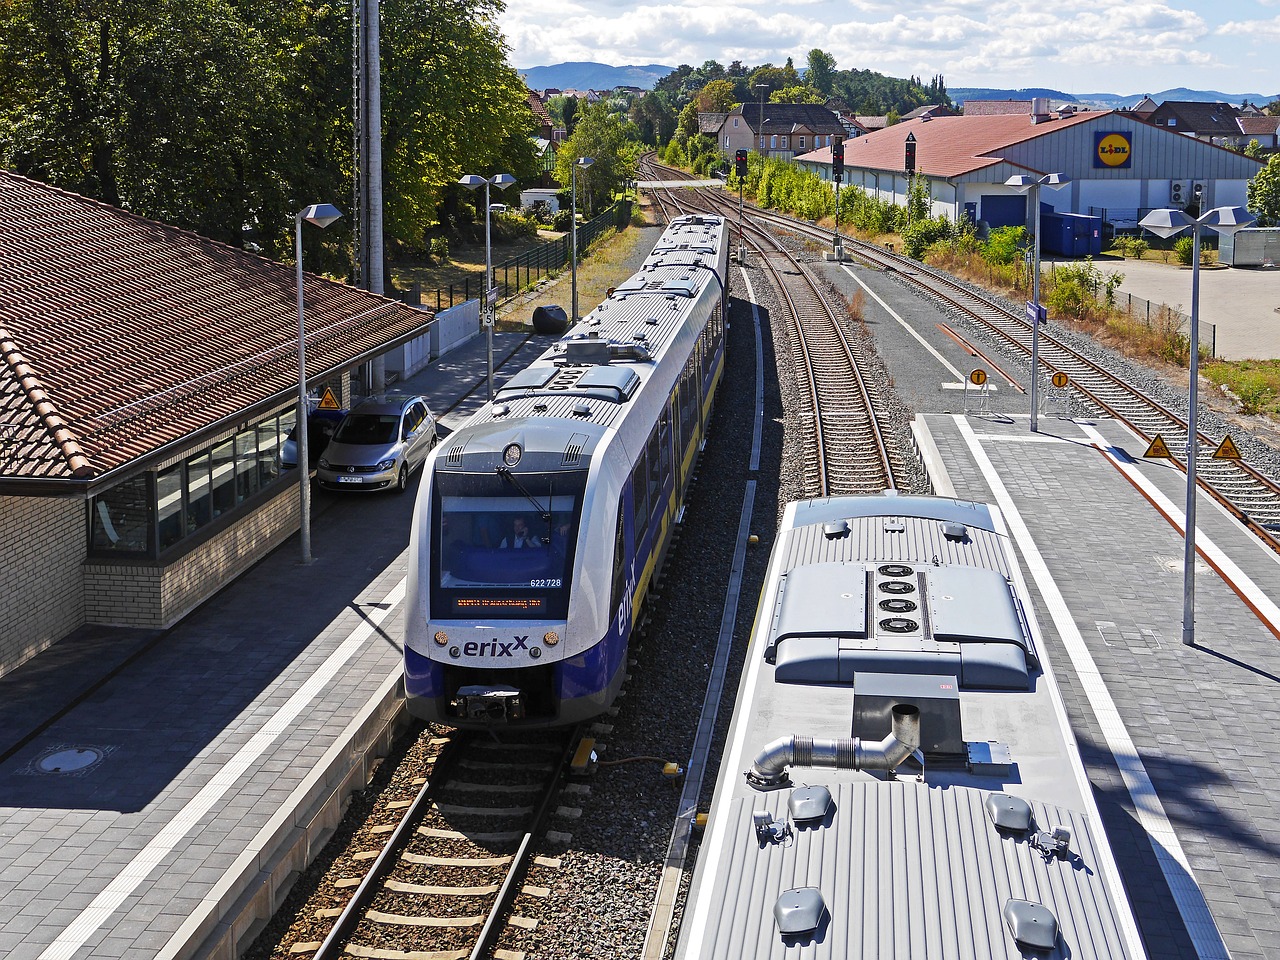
[431,471,587,620]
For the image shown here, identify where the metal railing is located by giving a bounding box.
[413,200,632,312]
[1115,290,1217,357]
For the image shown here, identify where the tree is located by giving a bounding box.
[629,91,676,146]
[1247,154,1280,227]
[771,85,823,104]
[695,80,737,114]
[806,49,837,96]
[555,101,635,215]
[1244,139,1263,160]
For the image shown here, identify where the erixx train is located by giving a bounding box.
[404,214,730,727]
[676,493,1147,959]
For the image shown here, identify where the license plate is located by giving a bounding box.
[337,475,363,483]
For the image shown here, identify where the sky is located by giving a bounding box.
[502,0,1280,97]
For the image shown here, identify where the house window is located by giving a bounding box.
[799,136,806,149]
[733,118,739,127]
[1168,118,1177,127]
[781,136,788,149]
[771,135,777,148]
[89,407,296,559]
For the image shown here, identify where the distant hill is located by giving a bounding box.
[953,86,1278,110]
[517,62,674,92]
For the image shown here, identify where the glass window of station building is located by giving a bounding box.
[87,407,297,558]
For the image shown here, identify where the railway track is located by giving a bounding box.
[290,726,579,960]
[641,157,908,496]
[643,160,1280,549]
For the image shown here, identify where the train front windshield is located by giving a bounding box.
[431,471,585,620]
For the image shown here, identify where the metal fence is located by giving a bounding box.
[413,200,632,313]
[1114,290,1217,357]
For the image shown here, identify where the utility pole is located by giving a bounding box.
[354,0,386,394]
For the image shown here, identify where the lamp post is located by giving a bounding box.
[1005,172,1071,432]
[1139,205,1255,646]
[294,202,343,565]
[459,172,516,401]
[571,156,594,323]
[754,83,769,156]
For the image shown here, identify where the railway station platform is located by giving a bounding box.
[916,411,1280,960]
[0,329,553,960]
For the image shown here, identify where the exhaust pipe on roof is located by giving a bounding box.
[746,704,920,789]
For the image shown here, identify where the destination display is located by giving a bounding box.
[453,596,546,613]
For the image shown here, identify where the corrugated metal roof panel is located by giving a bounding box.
[701,782,1130,959]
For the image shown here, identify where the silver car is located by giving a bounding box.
[317,395,437,493]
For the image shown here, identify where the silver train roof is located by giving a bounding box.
[677,494,1144,960]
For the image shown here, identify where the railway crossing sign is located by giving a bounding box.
[317,386,342,410]
[1213,435,1242,460]
[1051,371,1069,389]
[969,368,988,386]
[1144,434,1173,459]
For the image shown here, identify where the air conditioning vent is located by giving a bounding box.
[879,598,918,613]
[879,580,915,595]
[879,617,919,633]
[878,563,913,578]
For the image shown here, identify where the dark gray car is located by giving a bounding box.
[317,395,437,493]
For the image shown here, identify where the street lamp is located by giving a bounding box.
[1005,172,1071,432]
[459,172,516,401]
[294,202,343,565]
[754,83,769,155]
[1139,204,1255,646]
[571,156,594,323]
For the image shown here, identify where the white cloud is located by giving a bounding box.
[504,0,1277,94]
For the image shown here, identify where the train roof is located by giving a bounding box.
[678,493,1142,960]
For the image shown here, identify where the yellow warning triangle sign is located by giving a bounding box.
[1213,435,1242,460]
[317,386,341,410]
[1143,434,1173,459]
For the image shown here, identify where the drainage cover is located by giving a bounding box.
[36,747,103,774]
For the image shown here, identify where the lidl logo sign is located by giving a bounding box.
[1094,131,1132,169]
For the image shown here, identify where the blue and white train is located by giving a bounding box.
[404,215,730,726]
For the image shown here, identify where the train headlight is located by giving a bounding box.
[544,631,560,646]
[503,443,522,466]
[434,631,449,646]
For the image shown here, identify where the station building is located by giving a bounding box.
[793,103,1264,238]
[0,170,434,677]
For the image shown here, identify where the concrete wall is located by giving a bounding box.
[84,481,299,628]
[0,495,86,677]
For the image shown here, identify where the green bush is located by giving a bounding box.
[901,216,959,259]
[429,236,449,262]
[551,209,574,231]
[492,209,538,241]
[1173,236,1194,265]
[983,225,1026,266]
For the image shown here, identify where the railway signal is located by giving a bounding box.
[735,149,748,179]
[904,132,917,175]
[735,151,748,262]
[832,136,845,261]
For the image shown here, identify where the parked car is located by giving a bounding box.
[317,394,437,493]
[280,407,346,470]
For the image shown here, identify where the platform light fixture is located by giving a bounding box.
[459,172,516,401]
[294,202,343,565]
[571,157,594,323]
[1139,204,1255,646]
[1005,173,1070,433]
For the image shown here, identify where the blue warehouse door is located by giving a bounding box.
[981,195,1027,230]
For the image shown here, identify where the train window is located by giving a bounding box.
[631,454,649,547]
[646,425,661,518]
[610,507,626,619]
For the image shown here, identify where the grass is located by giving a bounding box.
[1202,359,1280,416]
[390,228,564,300]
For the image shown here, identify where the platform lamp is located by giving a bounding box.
[1139,204,1255,647]
[294,202,343,565]
[459,172,516,401]
[1005,172,1071,432]
[570,156,594,323]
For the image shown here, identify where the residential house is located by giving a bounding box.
[1143,101,1244,147]
[714,103,848,160]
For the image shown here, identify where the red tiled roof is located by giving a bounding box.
[1239,116,1280,136]
[0,170,433,487]
[795,111,1101,177]
[962,100,1033,117]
